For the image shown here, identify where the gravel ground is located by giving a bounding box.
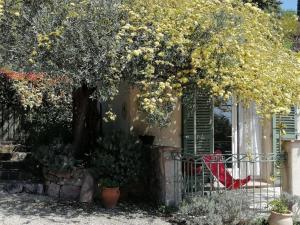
[0,191,171,225]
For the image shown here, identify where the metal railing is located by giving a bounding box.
[172,152,285,213]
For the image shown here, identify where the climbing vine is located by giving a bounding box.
[117,0,300,125]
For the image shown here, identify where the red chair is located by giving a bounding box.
[202,152,251,190]
[182,158,202,176]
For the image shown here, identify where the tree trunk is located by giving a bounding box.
[72,84,101,159]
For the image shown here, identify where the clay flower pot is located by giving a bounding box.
[101,187,120,208]
[268,211,293,225]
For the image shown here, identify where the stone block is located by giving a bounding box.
[60,177,83,187]
[80,172,95,203]
[37,184,44,195]
[60,185,81,200]
[24,184,37,194]
[5,183,23,194]
[23,183,44,194]
[11,152,27,161]
[46,183,60,198]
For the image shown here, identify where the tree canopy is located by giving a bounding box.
[243,0,282,13]
[117,0,300,125]
[1,0,123,102]
[1,0,300,127]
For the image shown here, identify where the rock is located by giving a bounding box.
[24,183,44,194]
[46,183,60,198]
[59,177,83,187]
[71,169,85,179]
[37,184,44,195]
[10,152,27,161]
[5,183,23,194]
[60,185,80,200]
[24,184,37,194]
[80,172,95,203]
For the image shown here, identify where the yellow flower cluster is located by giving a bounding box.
[121,0,300,121]
[0,0,3,18]
[16,81,44,109]
[103,111,117,122]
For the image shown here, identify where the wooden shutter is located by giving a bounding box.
[272,106,297,154]
[182,89,214,155]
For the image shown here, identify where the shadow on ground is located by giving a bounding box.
[0,191,168,225]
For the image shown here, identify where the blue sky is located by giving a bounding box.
[282,0,297,10]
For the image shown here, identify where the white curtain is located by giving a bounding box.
[235,102,262,178]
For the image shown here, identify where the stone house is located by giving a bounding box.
[103,84,300,205]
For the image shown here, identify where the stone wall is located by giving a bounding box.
[45,168,95,203]
[282,140,300,196]
[149,146,182,206]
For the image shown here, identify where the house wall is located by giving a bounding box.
[296,110,300,140]
[128,88,182,148]
[102,83,131,134]
[102,84,182,148]
[261,119,273,181]
[103,84,277,154]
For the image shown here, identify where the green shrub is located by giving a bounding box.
[247,218,268,225]
[32,138,81,172]
[270,192,300,222]
[175,191,254,225]
[99,178,120,188]
[270,199,290,214]
[91,131,143,187]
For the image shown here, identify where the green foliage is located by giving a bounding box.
[175,191,253,225]
[0,75,20,107]
[24,98,72,146]
[0,0,124,102]
[243,0,282,13]
[270,192,300,216]
[1,0,300,128]
[247,218,268,225]
[32,138,81,172]
[270,199,290,214]
[91,131,143,187]
[98,178,120,188]
[119,0,300,126]
[280,11,300,49]
[0,71,72,145]
[158,205,178,216]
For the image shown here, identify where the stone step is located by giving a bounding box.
[0,169,22,180]
[0,152,29,162]
[0,181,45,194]
[0,161,24,170]
[0,141,15,146]
[0,144,28,153]
[0,153,12,161]
[0,169,40,181]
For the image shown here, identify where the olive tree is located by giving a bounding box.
[0,0,124,157]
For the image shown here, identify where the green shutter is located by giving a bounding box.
[272,106,297,154]
[182,89,214,155]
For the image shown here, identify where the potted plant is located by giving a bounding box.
[91,131,143,208]
[268,193,300,225]
[98,178,120,208]
[269,199,293,225]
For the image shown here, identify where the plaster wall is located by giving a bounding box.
[102,84,182,148]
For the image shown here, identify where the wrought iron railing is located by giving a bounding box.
[172,152,285,213]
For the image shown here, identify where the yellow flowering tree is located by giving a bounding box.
[117,0,300,125]
[0,0,3,17]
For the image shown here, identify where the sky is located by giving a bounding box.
[282,0,297,10]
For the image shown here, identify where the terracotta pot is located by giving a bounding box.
[101,187,120,208]
[268,211,293,225]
